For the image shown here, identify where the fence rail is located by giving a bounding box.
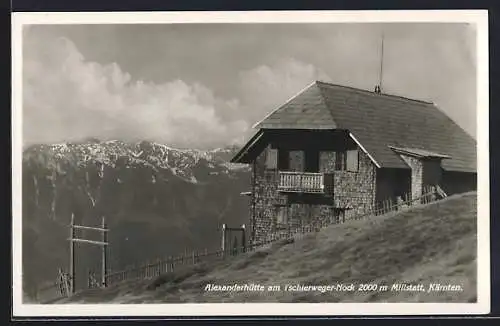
[101,249,230,287]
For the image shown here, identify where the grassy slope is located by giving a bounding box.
[62,191,477,303]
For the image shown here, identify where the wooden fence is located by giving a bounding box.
[97,185,444,289]
[40,185,445,299]
[34,269,71,303]
[100,248,237,287]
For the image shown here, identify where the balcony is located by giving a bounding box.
[278,171,325,193]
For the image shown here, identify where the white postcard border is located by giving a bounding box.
[11,10,490,317]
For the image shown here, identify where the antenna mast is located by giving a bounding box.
[376,32,385,94]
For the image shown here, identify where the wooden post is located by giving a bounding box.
[221,224,226,256]
[69,213,75,294]
[101,216,107,288]
[64,272,70,297]
[241,224,246,253]
[87,269,91,289]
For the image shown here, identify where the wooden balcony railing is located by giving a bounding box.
[278,171,324,193]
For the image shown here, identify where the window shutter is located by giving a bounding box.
[266,148,278,169]
[347,149,359,172]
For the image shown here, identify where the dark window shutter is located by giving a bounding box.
[346,149,359,172]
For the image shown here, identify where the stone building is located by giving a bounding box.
[231,81,477,245]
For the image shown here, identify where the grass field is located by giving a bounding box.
[60,191,477,303]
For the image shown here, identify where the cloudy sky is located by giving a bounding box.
[22,23,476,149]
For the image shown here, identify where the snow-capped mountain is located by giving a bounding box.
[23,140,247,183]
[21,140,250,298]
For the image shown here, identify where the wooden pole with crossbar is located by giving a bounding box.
[67,215,109,294]
[69,213,75,294]
[241,224,246,252]
[101,216,107,288]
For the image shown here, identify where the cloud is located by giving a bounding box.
[22,31,328,149]
[237,58,330,123]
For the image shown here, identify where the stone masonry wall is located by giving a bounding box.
[250,145,287,244]
[287,203,336,229]
[398,154,423,200]
[332,150,376,219]
[250,145,377,244]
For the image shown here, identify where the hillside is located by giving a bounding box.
[22,140,250,298]
[60,191,477,303]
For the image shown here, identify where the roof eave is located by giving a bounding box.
[388,146,452,160]
[230,130,264,164]
[348,132,382,168]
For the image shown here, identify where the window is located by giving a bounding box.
[319,151,336,172]
[346,149,359,172]
[334,149,358,171]
[289,150,305,172]
[335,152,346,170]
[266,148,278,169]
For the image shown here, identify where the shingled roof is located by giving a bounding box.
[249,81,476,173]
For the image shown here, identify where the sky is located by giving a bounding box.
[22,23,477,149]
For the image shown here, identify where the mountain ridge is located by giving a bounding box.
[22,140,250,300]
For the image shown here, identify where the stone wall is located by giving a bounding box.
[332,150,376,219]
[250,145,287,244]
[287,203,336,228]
[399,154,423,200]
[249,145,377,244]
